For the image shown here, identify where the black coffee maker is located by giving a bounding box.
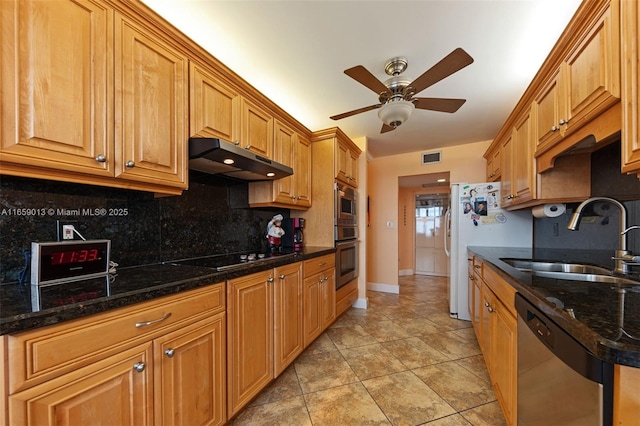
[281,218,305,251]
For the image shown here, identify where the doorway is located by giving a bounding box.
[415,194,449,276]
[397,172,450,277]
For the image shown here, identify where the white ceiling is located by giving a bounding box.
[142,0,582,158]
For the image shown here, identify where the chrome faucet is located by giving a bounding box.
[567,197,637,274]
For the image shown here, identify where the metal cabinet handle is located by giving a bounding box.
[95,154,107,163]
[558,118,568,125]
[165,349,175,358]
[297,196,302,200]
[135,312,172,328]
[474,265,481,269]
[279,274,286,279]
[469,275,474,280]
[551,125,559,132]
[487,306,495,313]
[319,262,326,267]
[267,277,274,283]
[133,362,146,373]
[484,301,490,308]
[233,140,240,145]
[125,160,135,168]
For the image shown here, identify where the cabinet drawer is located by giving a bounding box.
[483,266,516,317]
[7,283,224,393]
[304,254,335,277]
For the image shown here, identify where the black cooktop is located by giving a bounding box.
[166,250,299,271]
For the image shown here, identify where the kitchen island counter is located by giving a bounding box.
[0,246,335,335]
[469,246,640,368]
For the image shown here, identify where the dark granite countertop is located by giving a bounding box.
[468,246,640,368]
[0,246,335,335]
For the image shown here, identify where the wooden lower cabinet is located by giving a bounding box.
[274,263,304,376]
[303,255,336,346]
[4,284,226,426]
[9,343,154,426]
[227,270,274,418]
[335,278,357,318]
[154,314,226,426]
[470,260,517,426]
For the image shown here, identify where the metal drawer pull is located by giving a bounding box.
[95,154,106,163]
[279,274,286,279]
[135,312,172,328]
[125,160,135,168]
[133,362,146,373]
[165,348,175,358]
[319,262,326,267]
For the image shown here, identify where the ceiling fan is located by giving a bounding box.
[330,48,474,133]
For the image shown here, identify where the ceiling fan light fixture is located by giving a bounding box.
[378,100,415,128]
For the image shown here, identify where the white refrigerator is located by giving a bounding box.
[445,182,532,321]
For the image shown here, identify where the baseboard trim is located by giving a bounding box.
[367,282,400,294]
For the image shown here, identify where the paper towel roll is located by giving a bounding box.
[532,203,566,218]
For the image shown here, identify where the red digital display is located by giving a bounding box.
[50,249,100,265]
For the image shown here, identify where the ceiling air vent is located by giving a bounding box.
[422,151,442,165]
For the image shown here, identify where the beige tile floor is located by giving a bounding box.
[229,274,506,426]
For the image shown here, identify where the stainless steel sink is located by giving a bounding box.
[500,258,611,275]
[500,258,640,286]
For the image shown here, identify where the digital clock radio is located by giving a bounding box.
[31,240,111,286]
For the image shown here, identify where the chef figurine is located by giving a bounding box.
[266,214,285,253]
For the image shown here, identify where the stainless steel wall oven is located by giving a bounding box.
[335,182,358,290]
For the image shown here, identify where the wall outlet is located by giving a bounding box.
[56,220,78,241]
[63,225,75,240]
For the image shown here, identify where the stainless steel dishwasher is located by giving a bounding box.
[515,293,613,426]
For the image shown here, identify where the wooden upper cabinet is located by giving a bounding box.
[239,97,273,159]
[510,106,535,205]
[248,122,312,210]
[115,13,188,188]
[499,132,514,208]
[294,134,312,207]
[0,0,114,176]
[534,67,566,152]
[564,0,620,132]
[534,0,620,156]
[485,145,501,181]
[621,0,640,176]
[335,136,360,187]
[189,62,239,142]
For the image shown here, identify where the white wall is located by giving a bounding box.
[367,140,491,291]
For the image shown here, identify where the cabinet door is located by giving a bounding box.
[154,314,226,426]
[486,146,501,181]
[271,120,297,204]
[239,97,273,159]
[621,0,640,175]
[564,0,620,133]
[480,286,492,362]
[303,272,322,347]
[9,343,153,426]
[115,13,188,188]
[294,134,312,208]
[0,0,113,176]
[274,263,304,376]
[335,141,350,185]
[499,132,514,207]
[490,299,517,426]
[534,67,566,152]
[320,269,336,330]
[227,270,274,417]
[189,62,238,141]
[511,106,534,204]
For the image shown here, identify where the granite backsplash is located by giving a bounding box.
[0,172,288,283]
[534,142,640,256]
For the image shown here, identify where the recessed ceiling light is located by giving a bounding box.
[266,172,275,177]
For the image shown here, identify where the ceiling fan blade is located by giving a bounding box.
[380,123,396,133]
[330,104,381,121]
[413,97,467,113]
[344,65,390,95]
[405,48,474,96]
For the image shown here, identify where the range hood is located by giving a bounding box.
[189,138,293,181]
